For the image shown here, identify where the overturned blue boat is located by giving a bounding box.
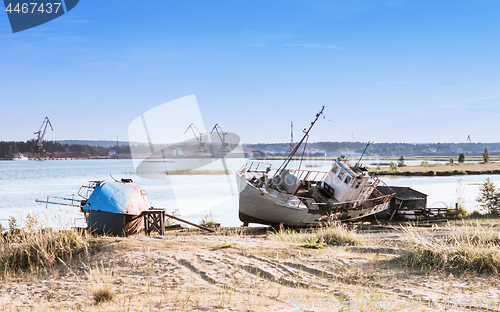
[79,179,149,235]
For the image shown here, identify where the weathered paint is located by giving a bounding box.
[82,180,148,215]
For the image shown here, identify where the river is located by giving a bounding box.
[0,159,498,229]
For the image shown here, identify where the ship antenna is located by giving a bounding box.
[355,141,372,169]
[273,106,324,178]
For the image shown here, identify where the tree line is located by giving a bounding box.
[3,140,500,158]
[246,142,500,157]
[0,140,131,158]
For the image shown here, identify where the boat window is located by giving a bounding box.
[355,181,361,189]
[344,175,351,185]
[337,170,345,181]
[332,165,339,173]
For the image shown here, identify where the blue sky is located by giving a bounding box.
[1,0,499,144]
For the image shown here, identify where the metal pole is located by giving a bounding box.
[164,212,216,232]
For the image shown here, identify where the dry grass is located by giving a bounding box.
[268,224,366,247]
[399,222,500,274]
[3,222,500,311]
[0,215,91,275]
[316,224,366,246]
[85,263,115,304]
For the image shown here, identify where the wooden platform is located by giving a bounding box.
[142,208,165,236]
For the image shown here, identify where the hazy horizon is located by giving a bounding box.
[4,139,500,146]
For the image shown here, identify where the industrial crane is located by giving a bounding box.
[184,123,206,154]
[467,135,474,154]
[34,117,53,153]
[210,124,230,154]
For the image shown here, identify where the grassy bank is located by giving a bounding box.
[399,222,500,273]
[3,220,500,311]
[370,162,500,176]
[255,155,490,161]
[268,224,366,247]
[165,169,233,175]
[0,216,92,275]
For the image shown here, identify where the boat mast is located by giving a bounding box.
[273,106,324,177]
[355,141,372,168]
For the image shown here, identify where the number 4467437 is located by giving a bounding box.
[5,3,61,14]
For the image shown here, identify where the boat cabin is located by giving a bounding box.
[322,157,373,203]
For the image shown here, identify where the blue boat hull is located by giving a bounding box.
[83,209,143,236]
[81,179,149,235]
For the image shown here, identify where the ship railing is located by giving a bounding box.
[328,194,393,212]
[369,175,396,198]
[77,181,100,200]
[35,195,84,209]
[291,169,328,182]
[245,161,273,173]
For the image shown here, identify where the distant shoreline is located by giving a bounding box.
[369,163,500,176]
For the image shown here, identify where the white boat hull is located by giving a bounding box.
[237,168,390,226]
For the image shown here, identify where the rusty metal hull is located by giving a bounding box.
[81,180,149,235]
[237,166,391,226]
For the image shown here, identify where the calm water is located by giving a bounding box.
[1,159,498,229]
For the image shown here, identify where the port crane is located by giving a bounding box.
[34,117,53,153]
[467,135,474,154]
[210,124,230,154]
[184,123,206,154]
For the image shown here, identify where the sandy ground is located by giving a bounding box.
[0,228,499,311]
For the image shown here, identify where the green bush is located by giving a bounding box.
[458,152,466,163]
[476,178,500,215]
[300,234,323,249]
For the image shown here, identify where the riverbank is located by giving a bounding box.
[254,156,491,162]
[370,162,500,176]
[2,221,500,311]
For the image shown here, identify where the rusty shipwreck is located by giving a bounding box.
[236,107,395,227]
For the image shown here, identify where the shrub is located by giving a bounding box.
[456,205,468,218]
[476,178,500,215]
[92,285,114,304]
[397,156,405,167]
[220,239,234,248]
[469,210,483,218]
[85,263,115,304]
[458,152,466,163]
[200,210,219,229]
[300,234,323,249]
[483,148,490,163]
[389,162,398,172]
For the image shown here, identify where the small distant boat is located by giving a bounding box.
[12,153,28,161]
[236,107,395,227]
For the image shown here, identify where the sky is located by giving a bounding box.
[1,0,499,144]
